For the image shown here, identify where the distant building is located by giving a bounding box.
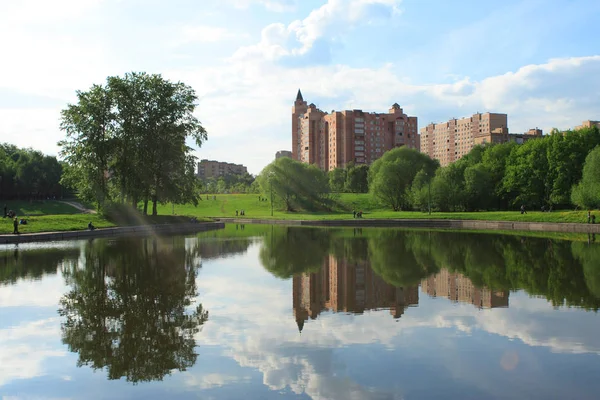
[292,89,419,171]
[197,159,247,180]
[275,150,292,159]
[420,112,508,167]
[575,120,600,130]
[420,113,542,167]
[508,128,543,144]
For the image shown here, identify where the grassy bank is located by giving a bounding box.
[160,193,591,224]
[0,200,210,235]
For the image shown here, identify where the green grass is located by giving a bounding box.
[158,193,592,224]
[1,200,82,216]
[0,214,115,234]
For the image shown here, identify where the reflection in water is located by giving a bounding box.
[3,226,600,398]
[257,226,600,335]
[293,256,419,330]
[422,269,509,309]
[58,237,209,383]
[0,245,80,285]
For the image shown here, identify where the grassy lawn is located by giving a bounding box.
[159,193,591,224]
[0,214,115,234]
[2,200,82,216]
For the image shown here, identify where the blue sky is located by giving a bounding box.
[1,0,599,174]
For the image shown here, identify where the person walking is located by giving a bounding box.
[13,216,19,234]
[588,211,592,224]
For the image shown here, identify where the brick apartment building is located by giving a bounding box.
[197,159,248,180]
[292,89,419,171]
[420,112,542,167]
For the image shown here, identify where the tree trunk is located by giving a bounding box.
[143,198,148,215]
[152,195,157,216]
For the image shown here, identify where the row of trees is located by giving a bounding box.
[59,72,207,215]
[257,126,600,212]
[201,172,258,194]
[0,144,64,200]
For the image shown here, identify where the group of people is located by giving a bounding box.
[587,211,596,224]
[235,209,246,216]
[4,204,23,234]
[352,210,364,218]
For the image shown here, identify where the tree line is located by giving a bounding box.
[59,72,207,215]
[258,125,600,212]
[0,143,64,200]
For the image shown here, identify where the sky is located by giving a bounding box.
[1,0,599,175]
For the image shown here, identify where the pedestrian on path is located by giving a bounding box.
[13,216,19,234]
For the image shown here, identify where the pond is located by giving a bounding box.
[1,225,600,399]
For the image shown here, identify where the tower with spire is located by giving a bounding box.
[292,89,308,161]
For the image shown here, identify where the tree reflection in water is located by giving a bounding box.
[58,237,208,383]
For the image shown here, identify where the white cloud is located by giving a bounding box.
[0,318,67,387]
[232,0,403,61]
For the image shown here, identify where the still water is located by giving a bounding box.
[1,225,600,399]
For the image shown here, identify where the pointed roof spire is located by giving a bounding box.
[296,89,303,101]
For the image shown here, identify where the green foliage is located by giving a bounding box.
[257,157,331,212]
[0,143,64,200]
[201,173,256,194]
[328,167,347,192]
[571,146,600,209]
[59,72,207,214]
[369,147,438,211]
[345,164,369,193]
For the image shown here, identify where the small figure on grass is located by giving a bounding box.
[88,221,96,231]
[13,216,19,235]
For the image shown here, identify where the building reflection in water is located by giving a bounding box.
[293,255,419,331]
[293,258,510,331]
[421,269,509,309]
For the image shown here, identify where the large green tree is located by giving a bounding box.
[571,145,600,209]
[257,157,330,212]
[59,72,207,213]
[369,147,439,211]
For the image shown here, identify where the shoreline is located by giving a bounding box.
[2,217,599,244]
[214,217,600,234]
[0,222,225,245]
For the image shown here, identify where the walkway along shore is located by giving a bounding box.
[215,217,600,234]
[0,222,225,245]
[2,218,599,245]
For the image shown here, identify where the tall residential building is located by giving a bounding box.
[292,89,419,171]
[275,150,292,159]
[293,255,419,332]
[420,112,508,167]
[197,159,247,180]
[421,269,509,309]
[420,113,543,166]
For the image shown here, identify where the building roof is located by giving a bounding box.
[296,89,303,101]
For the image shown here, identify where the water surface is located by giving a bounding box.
[1,225,600,399]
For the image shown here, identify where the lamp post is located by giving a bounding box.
[428,178,431,216]
[426,171,431,216]
[269,172,274,217]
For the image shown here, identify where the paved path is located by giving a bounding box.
[60,200,97,214]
